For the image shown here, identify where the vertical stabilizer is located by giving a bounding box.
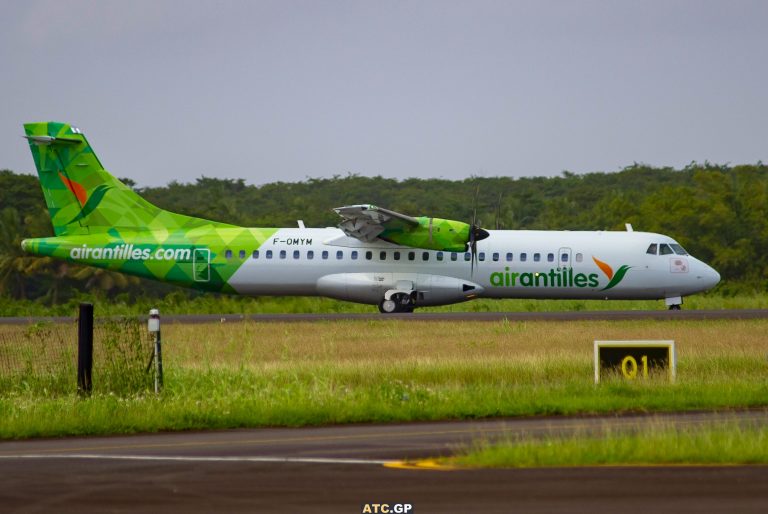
[23,122,229,235]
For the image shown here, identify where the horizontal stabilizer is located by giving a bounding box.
[24,135,82,145]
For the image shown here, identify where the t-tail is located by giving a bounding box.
[23,122,229,235]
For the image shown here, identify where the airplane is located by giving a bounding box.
[20,122,721,313]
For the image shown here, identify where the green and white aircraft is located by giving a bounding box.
[21,122,720,313]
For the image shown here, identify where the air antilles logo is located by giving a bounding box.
[58,172,112,224]
[592,257,631,291]
[489,256,631,290]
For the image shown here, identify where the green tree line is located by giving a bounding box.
[1,162,766,303]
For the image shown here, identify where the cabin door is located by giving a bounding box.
[193,248,210,282]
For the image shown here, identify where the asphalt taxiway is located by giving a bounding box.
[1,410,766,513]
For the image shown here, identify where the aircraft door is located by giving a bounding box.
[557,247,572,270]
[193,248,210,282]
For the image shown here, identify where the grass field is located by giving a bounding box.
[448,421,768,468]
[0,318,766,441]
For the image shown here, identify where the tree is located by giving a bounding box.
[0,208,45,299]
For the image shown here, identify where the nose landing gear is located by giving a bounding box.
[665,296,683,311]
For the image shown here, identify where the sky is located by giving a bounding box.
[0,0,766,187]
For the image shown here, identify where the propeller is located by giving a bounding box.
[468,185,490,276]
[428,216,434,244]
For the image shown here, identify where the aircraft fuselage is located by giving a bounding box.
[23,226,721,308]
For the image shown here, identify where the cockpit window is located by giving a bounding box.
[659,243,674,255]
[646,243,657,255]
[670,244,688,255]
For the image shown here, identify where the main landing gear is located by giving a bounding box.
[378,293,415,313]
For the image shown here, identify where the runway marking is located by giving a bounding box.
[0,454,391,465]
[384,459,457,471]
[1,413,763,457]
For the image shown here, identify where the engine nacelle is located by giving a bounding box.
[316,272,484,306]
[379,217,489,252]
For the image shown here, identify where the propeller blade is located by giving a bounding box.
[469,185,480,276]
[469,226,476,276]
[428,217,433,243]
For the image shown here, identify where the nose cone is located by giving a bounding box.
[698,262,721,291]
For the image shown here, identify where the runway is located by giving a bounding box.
[2,308,768,324]
[1,410,766,513]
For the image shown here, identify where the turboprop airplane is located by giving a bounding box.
[20,122,720,313]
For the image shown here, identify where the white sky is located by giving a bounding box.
[1,0,766,187]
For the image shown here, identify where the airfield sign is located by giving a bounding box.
[594,340,676,383]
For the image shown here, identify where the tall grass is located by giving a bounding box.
[0,323,75,395]
[0,319,766,439]
[0,319,153,397]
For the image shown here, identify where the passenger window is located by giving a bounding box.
[307,250,314,260]
[437,252,444,261]
[520,253,527,262]
[225,249,233,259]
[239,250,246,259]
[422,252,429,261]
[293,250,300,259]
[646,244,658,255]
[492,252,499,262]
[336,250,343,260]
[322,250,329,260]
[479,252,485,261]
[280,250,286,259]
[533,253,541,262]
[659,244,674,255]
[561,253,569,263]
[380,251,386,261]
[670,244,688,255]
[575,253,583,263]
[252,250,259,259]
[464,252,471,261]
[547,253,554,262]
[365,251,372,260]
[409,252,416,261]
[351,251,358,260]
[394,251,401,261]
[266,250,273,259]
[506,252,513,262]
[451,253,458,261]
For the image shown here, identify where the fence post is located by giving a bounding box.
[77,303,93,395]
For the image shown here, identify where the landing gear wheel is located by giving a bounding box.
[379,299,398,313]
[668,304,682,311]
[378,293,415,314]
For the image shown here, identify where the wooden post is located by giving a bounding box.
[77,303,93,395]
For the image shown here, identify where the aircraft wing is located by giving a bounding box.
[334,204,419,242]
[333,204,488,253]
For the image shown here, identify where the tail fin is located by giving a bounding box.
[23,122,226,236]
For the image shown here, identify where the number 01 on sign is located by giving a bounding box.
[594,340,676,383]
